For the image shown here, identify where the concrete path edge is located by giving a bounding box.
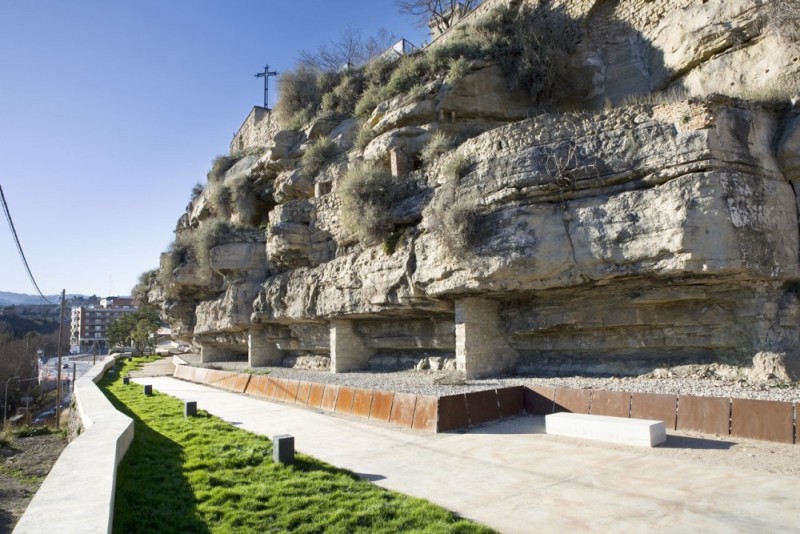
[13,354,133,534]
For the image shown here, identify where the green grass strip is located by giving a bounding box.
[101,357,495,534]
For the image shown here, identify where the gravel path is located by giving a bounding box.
[178,354,800,402]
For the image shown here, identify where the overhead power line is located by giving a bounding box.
[0,184,56,304]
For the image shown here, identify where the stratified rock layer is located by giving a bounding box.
[147,0,800,381]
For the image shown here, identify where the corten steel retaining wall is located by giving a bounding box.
[175,366,798,444]
[525,386,799,444]
[14,355,134,534]
[174,366,524,433]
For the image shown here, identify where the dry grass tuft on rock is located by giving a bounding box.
[766,1,800,42]
[208,183,232,218]
[207,154,240,185]
[420,131,454,168]
[426,179,482,257]
[302,136,338,177]
[442,152,474,179]
[338,161,401,245]
[354,125,377,151]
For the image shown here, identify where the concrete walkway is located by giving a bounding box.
[127,357,175,378]
[135,377,799,533]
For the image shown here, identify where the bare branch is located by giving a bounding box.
[395,0,483,34]
[298,26,398,72]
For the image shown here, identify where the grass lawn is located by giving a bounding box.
[101,357,495,533]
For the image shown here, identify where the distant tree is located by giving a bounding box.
[107,308,160,354]
[395,0,483,35]
[298,26,397,71]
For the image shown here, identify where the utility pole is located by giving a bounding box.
[54,289,65,429]
[254,64,278,109]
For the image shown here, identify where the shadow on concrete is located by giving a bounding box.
[463,414,547,435]
[660,434,735,450]
[355,472,387,482]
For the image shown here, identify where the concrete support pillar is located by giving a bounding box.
[330,319,372,373]
[389,148,409,179]
[200,344,227,364]
[248,332,282,367]
[455,298,518,379]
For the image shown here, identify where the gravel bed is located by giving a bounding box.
[179,354,800,402]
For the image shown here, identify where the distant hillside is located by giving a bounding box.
[0,314,59,338]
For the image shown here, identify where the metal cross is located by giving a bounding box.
[255,64,278,109]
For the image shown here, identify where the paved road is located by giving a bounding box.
[135,377,799,533]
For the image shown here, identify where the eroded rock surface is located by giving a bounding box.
[143,0,800,381]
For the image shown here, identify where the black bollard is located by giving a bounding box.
[144,384,153,396]
[273,434,295,465]
[184,401,197,417]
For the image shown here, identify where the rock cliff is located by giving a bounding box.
[142,0,800,382]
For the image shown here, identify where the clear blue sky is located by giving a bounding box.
[0,0,428,298]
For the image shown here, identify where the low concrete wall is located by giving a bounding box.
[14,355,134,534]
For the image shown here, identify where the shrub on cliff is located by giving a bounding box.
[321,71,365,115]
[425,151,481,256]
[420,131,453,167]
[338,161,399,245]
[209,183,232,218]
[302,136,338,177]
[160,218,236,289]
[274,66,321,130]
[207,154,240,184]
[767,1,800,42]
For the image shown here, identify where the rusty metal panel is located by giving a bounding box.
[554,388,590,414]
[307,383,325,409]
[264,378,278,399]
[411,396,437,432]
[335,386,355,414]
[524,385,555,415]
[677,395,730,436]
[273,379,290,401]
[389,393,416,427]
[351,388,374,418]
[234,374,251,393]
[437,394,470,432]
[283,380,300,403]
[496,386,525,418]
[630,393,677,430]
[173,365,191,380]
[245,375,268,397]
[466,390,501,426]
[369,391,394,422]
[295,381,311,405]
[731,398,794,444]
[195,367,209,383]
[590,390,631,418]
[320,384,339,412]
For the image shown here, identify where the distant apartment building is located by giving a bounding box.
[69,297,137,353]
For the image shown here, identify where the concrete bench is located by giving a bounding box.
[545,412,666,447]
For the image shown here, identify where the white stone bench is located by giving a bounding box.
[545,412,666,447]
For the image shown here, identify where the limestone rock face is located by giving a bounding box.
[146,0,800,380]
[778,112,800,213]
